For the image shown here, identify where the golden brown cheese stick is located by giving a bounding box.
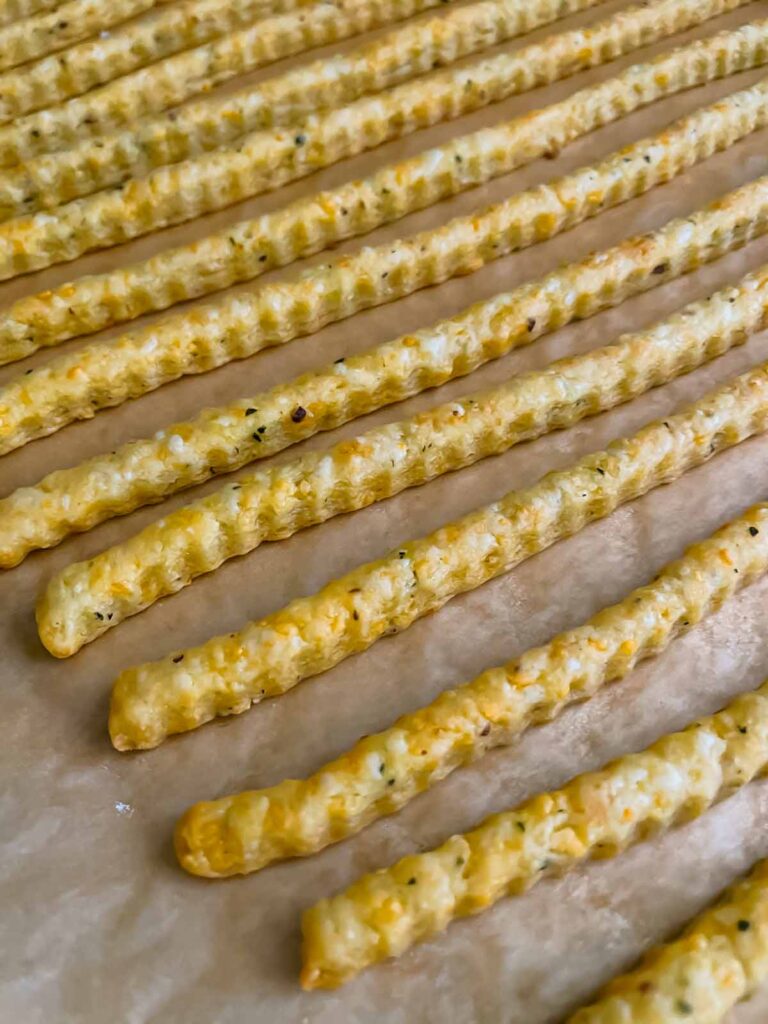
[175,503,768,877]
[2,85,766,456]
[0,8,759,277]
[0,0,605,173]
[2,14,760,363]
[2,176,765,570]
[0,0,739,215]
[0,0,157,72]
[0,0,315,123]
[298,682,768,989]
[37,265,768,657]
[568,860,768,1024]
[108,362,768,751]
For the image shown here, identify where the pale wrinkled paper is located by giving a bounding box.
[3,2,768,1021]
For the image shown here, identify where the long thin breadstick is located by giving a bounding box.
[0,0,607,173]
[174,503,768,877]
[568,860,768,1024]
[0,0,318,123]
[3,17,763,364]
[0,0,741,214]
[2,177,766,570]
[108,362,768,751]
[0,12,763,278]
[3,84,766,457]
[37,266,768,657]
[298,681,768,988]
[0,0,157,72]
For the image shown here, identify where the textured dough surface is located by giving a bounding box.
[37,265,768,656]
[568,859,768,1023]
[2,176,765,569]
[2,80,766,459]
[0,0,74,26]
[0,9,762,281]
[0,0,452,185]
[0,0,604,189]
[299,681,768,988]
[0,13,761,364]
[0,0,742,217]
[0,0,314,122]
[0,0,157,71]
[174,504,768,877]
[107,362,768,751]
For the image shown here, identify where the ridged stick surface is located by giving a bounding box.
[108,361,768,750]
[2,177,765,568]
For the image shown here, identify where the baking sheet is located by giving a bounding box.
[3,2,768,1020]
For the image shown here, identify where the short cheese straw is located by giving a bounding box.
[568,859,768,1024]
[299,681,768,988]
[37,264,768,656]
[174,503,768,876]
[0,0,743,215]
[2,13,763,361]
[2,176,766,569]
[108,361,768,750]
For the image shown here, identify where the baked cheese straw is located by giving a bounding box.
[568,860,768,1023]
[3,89,767,457]
[0,0,157,72]
[298,682,768,989]
[0,0,606,173]
[0,12,760,274]
[2,176,766,570]
[3,17,761,362]
[0,0,315,123]
[174,502,768,876]
[0,0,737,215]
[37,266,768,656]
[108,362,768,751]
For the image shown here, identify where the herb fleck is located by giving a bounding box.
[291,406,307,423]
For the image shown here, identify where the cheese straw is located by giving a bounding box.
[175,502,768,876]
[0,0,157,72]
[0,0,605,171]
[109,360,768,750]
[37,263,768,656]
[2,175,766,569]
[2,12,763,361]
[0,0,744,215]
[568,859,768,1023]
[0,8,763,280]
[299,680,768,987]
[0,0,320,122]
[2,79,767,458]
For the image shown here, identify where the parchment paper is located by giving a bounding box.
[4,3,768,1020]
